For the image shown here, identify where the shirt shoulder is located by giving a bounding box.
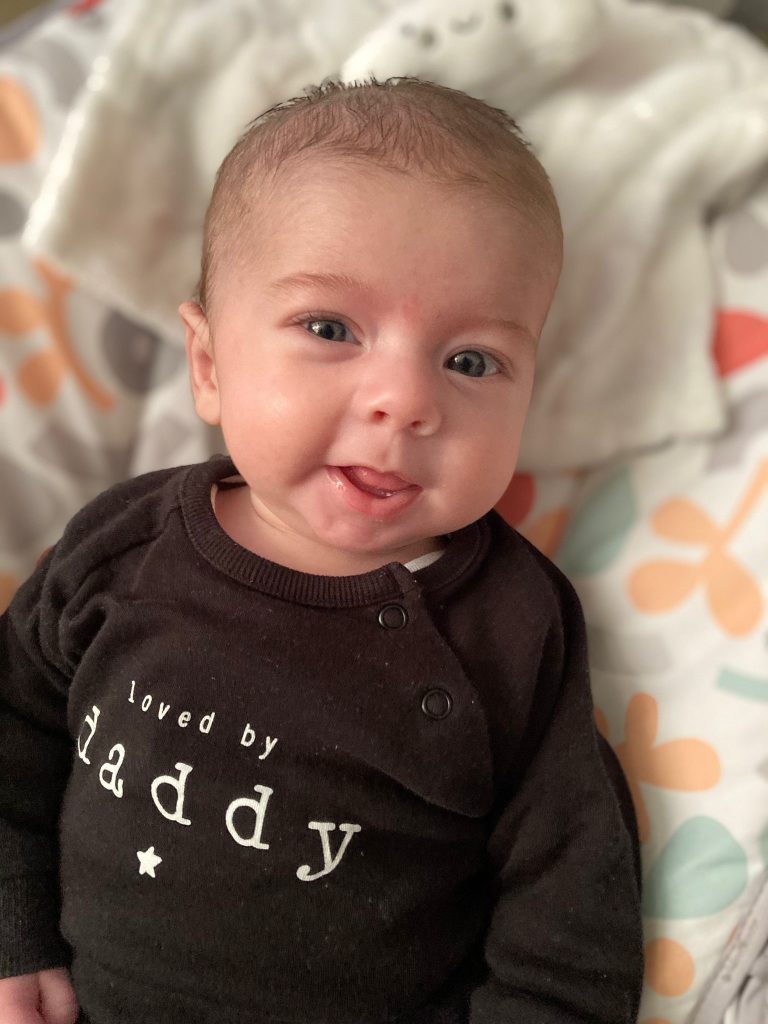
[53,462,193,567]
[481,509,582,625]
[19,461,207,622]
[5,462,212,684]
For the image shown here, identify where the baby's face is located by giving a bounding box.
[181,159,559,574]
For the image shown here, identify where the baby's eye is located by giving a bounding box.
[304,319,354,343]
[447,350,501,378]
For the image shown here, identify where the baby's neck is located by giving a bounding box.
[212,484,444,576]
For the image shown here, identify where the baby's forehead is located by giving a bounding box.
[202,122,562,313]
[235,150,539,228]
[220,167,557,303]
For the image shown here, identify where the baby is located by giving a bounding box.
[0,78,643,1023]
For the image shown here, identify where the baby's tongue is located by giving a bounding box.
[345,466,411,492]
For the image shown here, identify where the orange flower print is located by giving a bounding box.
[629,462,767,636]
[0,260,114,410]
[597,694,720,843]
[645,937,695,997]
[0,76,40,163]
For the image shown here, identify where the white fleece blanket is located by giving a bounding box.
[23,0,768,471]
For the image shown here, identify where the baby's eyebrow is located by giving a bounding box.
[269,271,373,295]
[270,271,534,343]
[452,314,534,341]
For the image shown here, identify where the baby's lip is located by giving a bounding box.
[340,466,417,491]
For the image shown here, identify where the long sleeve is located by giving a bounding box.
[469,573,644,1023]
[0,551,75,978]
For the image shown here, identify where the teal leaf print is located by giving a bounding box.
[717,668,768,702]
[558,466,638,577]
[643,817,748,919]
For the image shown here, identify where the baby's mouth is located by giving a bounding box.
[326,465,422,519]
[339,466,416,498]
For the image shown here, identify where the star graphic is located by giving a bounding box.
[137,846,162,878]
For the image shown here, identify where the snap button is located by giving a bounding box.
[378,604,408,629]
[421,688,453,720]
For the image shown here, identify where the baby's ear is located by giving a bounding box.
[179,300,221,426]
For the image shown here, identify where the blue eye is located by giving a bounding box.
[448,350,500,378]
[299,319,502,377]
[305,319,353,343]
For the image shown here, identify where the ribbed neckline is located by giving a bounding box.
[180,456,491,608]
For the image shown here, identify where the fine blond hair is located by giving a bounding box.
[197,76,562,311]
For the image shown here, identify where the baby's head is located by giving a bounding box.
[180,77,563,575]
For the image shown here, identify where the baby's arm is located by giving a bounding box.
[469,572,643,1023]
[0,552,81,1013]
[0,968,78,1024]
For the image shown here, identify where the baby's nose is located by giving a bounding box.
[356,357,442,436]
